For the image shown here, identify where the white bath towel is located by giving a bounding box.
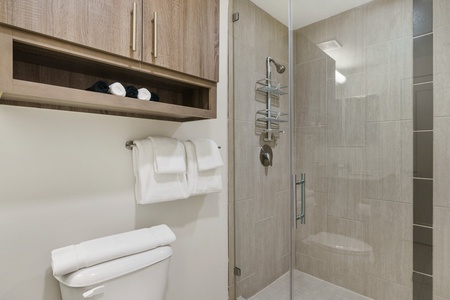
[189,139,223,171]
[137,88,151,100]
[51,224,176,276]
[132,139,189,204]
[108,82,126,97]
[184,141,222,196]
[148,136,186,174]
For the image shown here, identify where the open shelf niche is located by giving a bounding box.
[1,37,216,121]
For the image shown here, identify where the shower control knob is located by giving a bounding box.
[260,145,273,167]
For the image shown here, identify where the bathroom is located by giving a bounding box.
[0,0,448,300]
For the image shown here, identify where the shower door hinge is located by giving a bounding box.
[234,267,242,276]
[232,12,240,22]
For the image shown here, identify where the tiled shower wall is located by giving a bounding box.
[433,0,450,299]
[295,0,415,298]
[232,0,290,298]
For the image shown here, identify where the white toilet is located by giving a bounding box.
[51,225,175,300]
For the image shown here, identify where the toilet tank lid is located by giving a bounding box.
[55,246,172,287]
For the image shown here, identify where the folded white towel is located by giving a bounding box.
[137,88,151,100]
[51,224,176,276]
[184,141,222,196]
[108,82,126,97]
[132,139,189,204]
[148,136,186,174]
[189,139,223,171]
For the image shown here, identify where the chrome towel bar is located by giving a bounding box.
[125,140,221,150]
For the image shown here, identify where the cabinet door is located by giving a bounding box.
[142,0,219,82]
[2,0,142,61]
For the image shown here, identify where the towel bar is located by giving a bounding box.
[125,140,221,150]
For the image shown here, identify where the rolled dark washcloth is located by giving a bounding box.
[86,81,109,93]
[125,86,139,98]
[150,92,160,102]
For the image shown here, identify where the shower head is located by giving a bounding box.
[268,57,286,74]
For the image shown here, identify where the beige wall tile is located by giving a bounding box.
[254,216,278,293]
[365,121,403,201]
[233,0,255,46]
[401,121,413,204]
[364,0,412,47]
[434,25,450,76]
[235,120,258,201]
[365,37,412,122]
[295,59,327,126]
[275,190,290,260]
[296,252,329,282]
[434,117,450,208]
[364,199,413,287]
[434,0,450,28]
[367,275,412,300]
[434,72,450,117]
[327,6,365,76]
[295,192,328,258]
[327,146,366,221]
[235,198,256,280]
[234,39,258,122]
[295,126,327,193]
[328,74,366,147]
[434,207,450,299]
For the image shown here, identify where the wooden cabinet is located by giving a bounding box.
[0,0,219,82]
[1,0,142,61]
[142,0,219,82]
[0,1,219,121]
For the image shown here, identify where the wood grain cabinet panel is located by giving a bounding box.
[142,0,219,82]
[1,0,142,61]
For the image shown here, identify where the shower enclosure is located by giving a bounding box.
[230,0,447,299]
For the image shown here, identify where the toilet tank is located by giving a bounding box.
[55,246,172,300]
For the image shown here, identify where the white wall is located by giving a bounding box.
[0,1,228,299]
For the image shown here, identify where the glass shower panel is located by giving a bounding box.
[232,0,291,299]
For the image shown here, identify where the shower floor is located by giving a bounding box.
[247,270,372,300]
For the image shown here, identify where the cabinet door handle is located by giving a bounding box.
[131,2,137,51]
[152,12,158,58]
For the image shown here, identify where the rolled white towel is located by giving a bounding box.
[108,82,126,97]
[137,88,151,100]
[51,224,176,276]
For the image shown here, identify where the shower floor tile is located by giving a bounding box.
[247,270,372,300]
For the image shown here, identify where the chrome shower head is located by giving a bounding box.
[269,57,286,74]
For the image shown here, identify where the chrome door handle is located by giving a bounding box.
[131,2,137,51]
[294,173,306,228]
[152,12,158,58]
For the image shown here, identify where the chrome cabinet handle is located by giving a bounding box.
[152,12,158,58]
[294,173,306,228]
[131,2,137,51]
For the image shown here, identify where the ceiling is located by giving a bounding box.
[250,0,373,29]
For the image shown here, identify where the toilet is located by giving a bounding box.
[51,225,175,300]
